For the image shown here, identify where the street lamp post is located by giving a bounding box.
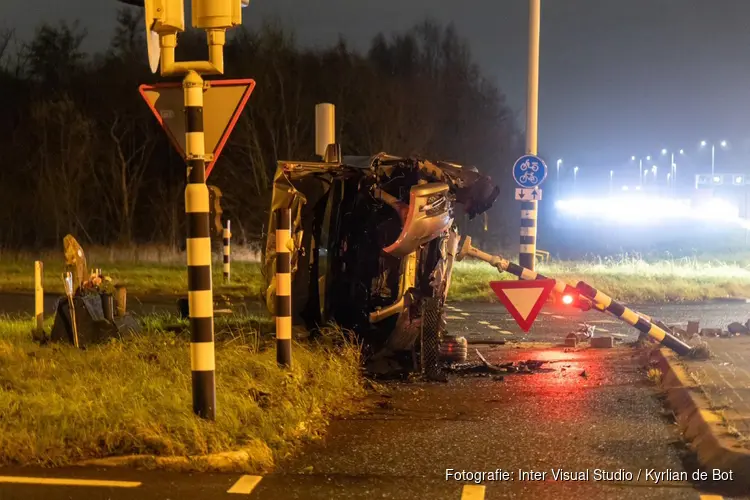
[701,140,728,176]
[574,166,579,188]
[609,170,614,194]
[556,158,562,198]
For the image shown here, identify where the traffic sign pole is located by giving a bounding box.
[183,70,216,421]
[522,0,542,272]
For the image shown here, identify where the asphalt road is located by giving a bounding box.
[0,301,749,499]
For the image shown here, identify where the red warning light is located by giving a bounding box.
[562,294,574,305]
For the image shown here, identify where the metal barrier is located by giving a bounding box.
[456,236,695,357]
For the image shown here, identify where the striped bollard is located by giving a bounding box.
[223,220,231,284]
[275,208,292,368]
[184,70,216,420]
[518,200,538,272]
[575,281,693,356]
[34,261,44,334]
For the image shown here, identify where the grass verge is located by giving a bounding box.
[0,260,265,300]
[449,257,750,303]
[0,314,364,470]
[4,251,750,304]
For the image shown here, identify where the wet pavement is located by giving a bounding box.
[1,299,749,498]
[0,344,743,499]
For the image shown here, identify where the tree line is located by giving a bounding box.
[0,10,523,251]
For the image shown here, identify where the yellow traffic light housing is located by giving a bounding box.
[192,0,246,29]
[147,0,185,33]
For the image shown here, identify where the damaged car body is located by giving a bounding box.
[263,151,499,376]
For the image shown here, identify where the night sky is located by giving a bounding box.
[3,0,750,185]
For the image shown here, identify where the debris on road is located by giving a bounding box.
[445,350,549,377]
[728,322,749,335]
[580,370,588,378]
[591,336,614,348]
[688,342,712,360]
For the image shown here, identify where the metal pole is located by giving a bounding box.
[184,70,216,421]
[275,208,292,367]
[223,220,231,284]
[711,144,715,176]
[639,159,643,187]
[34,261,43,334]
[519,0,541,272]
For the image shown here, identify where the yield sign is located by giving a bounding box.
[139,79,256,178]
[490,279,556,332]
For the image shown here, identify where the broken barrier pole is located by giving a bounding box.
[575,281,693,356]
[456,236,694,356]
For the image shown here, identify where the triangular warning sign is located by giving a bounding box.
[489,279,556,332]
[139,79,256,179]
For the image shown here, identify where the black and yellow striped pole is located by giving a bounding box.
[518,200,538,271]
[184,70,216,420]
[275,208,292,367]
[575,281,693,356]
[223,220,231,284]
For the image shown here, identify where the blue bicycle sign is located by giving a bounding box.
[512,155,548,188]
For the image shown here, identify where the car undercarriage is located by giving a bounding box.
[263,152,500,376]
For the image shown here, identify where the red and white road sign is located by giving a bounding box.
[490,279,556,332]
[139,79,256,179]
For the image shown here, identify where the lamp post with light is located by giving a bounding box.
[556,158,562,198]
[631,155,651,187]
[609,170,614,194]
[700,140,728,176]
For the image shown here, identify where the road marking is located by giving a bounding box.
[551,315,565,319]
[487,325,513,334]
[461,484,486,500]
[228,475,263,494]
[541,311,551,315]
[0,476,141,488]
[597,328,609,332]
[699,495,724,500]
[587,320,619,324]
[478,320,490,325]
[460,312,470,316]
[447,315,465,320]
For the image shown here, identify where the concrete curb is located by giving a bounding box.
[75,440,274,473]
[652,348,750,487]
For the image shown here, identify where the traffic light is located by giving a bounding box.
[192,0,249,29]
[559,285,592,311]
[117,0,185,73]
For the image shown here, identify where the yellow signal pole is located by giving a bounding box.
[119,0,247,420]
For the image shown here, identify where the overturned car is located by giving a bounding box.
[263,150,499,376]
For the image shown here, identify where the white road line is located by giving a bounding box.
[540,312,551,315]
[478,320,490,325]
[228,475,263,494]
[487,325,500,330]
[597,328,609,332]
[461,484,486,500]
[551,315,565,319]
[447,315,466,320]
[460,312,470,316]
[0,476,141,488]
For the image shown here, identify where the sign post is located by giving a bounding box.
[124,0,252,421]
[513,154,547,272]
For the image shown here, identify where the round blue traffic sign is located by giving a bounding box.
[512,155,548,188]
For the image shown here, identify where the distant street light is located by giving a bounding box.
[609,170,614,194]
[556,158,562,197]
[573,166,579,188]
[700,140,729,175]
[661,148,685,193]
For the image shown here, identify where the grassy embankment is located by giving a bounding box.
[3,247,750,303]
[449,254,750,303]
[0,313,364,469]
